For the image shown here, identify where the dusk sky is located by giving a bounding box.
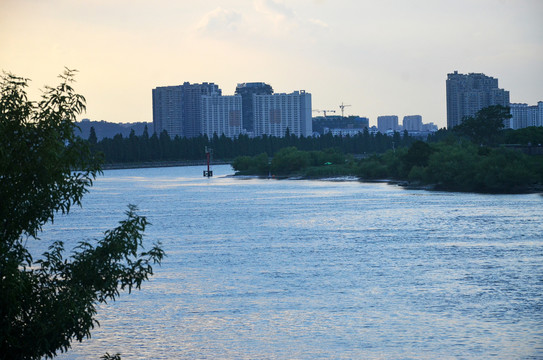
[1,0,542,128]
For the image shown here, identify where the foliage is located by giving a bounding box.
[231,153,269,175]
[271,147,311,174]
[453,105,511,146]
[88,127,413,164]
[232,147,357,177]
[357,155,390,179]
[426,127,454,144]
[402,141,434,168]
[357,138,542,193]
[423,143,538,192]
[88,126,98,145]
[0,70,99,243]
[502,126,543,146]
[357,148,407,180]
[400,140,435,177]
[308,148,346,167]
[0,70,164,359]
[229,104,541,193]
[231,155,254,172]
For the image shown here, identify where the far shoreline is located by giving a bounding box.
[101,160,232,170]
[230,172,543,195]
[99,161,543,195]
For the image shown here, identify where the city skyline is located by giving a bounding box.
[153,82,312,138]
[1,0,542,128]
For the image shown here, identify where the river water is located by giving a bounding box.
[40,165,542,359]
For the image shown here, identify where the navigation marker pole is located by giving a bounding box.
[203,146,213,178]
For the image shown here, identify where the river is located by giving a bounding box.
[39,165,542,359]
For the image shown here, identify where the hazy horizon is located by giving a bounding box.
[1,0,542,128]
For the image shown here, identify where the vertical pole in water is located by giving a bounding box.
[204,146,213,177]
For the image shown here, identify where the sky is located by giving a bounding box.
[1,0,542,128]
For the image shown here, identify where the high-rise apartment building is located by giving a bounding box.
[152,85,184,137]
[235,82,273,134]
[446,71,510,129]
[536,102,543,128]
[152,82,220,138]
[253,91,312,137]
[509,103,528,129]
[153,82,312,138]
[201,93,243,138]
[510,102,543,129]
[377,115,399,133]
[403,115,423,131]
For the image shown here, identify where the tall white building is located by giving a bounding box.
[201,94,242,138]
[253,91,312,137]
[446,71,510,129]
[532,102,543,127]
[403,115,422,131]
[510,102,543,129]
[377,115,399,133]
[510,104,528,129]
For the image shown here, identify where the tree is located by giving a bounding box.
[453,105,511,145]
[88,126,98,145]
[271,146,310,174]
[0,70,164,359]
[401,140,435,175]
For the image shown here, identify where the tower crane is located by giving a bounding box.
[312,109,336,118]
[339,102,351,118]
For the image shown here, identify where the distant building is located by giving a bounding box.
[201,93,243,138]
[403,115,422,131]
[325,128,366,137]
[509,102,543,129]
[421,122,438,132]
[311,115,368,136]
[152,82,220,138]
[510,104,529,129]
[446,71,510,129]
[235,82,273,134]
[377,115,398,133]
[356,116,370,129]
[253,91,312,137]
[152,85,184,137]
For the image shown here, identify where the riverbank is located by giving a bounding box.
[231,171,543,194]
[101,160,232,170]
[103,161,542,194]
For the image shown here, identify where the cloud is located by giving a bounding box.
[308,18,329,30]
[197,7,243,33]
[254,0,295,23]
[253,0,328,34]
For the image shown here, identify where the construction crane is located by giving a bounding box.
[312,109,336,118]
[339,102,351,118]
[322,110,335,117]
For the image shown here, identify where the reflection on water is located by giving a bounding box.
[37,165,543,359]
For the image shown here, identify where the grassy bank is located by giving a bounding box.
[232,143,543,194]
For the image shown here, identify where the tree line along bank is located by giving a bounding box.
[87,126,415,164]
[230,106,543,194]
[85,105,543,193]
